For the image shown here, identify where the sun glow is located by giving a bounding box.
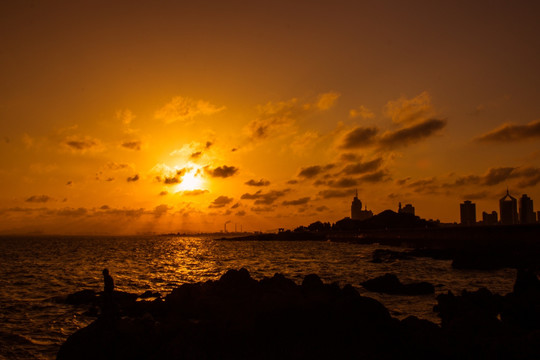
[175,167,205,191]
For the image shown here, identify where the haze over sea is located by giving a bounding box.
[0,235,516,359]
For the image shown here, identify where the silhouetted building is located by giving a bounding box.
[537,211,540,223]
[482,211,498,225]
[519,194,535,224]
[398,202,415,216]
[499,189,518,225]
[351,190,373,221]
[460,200,476,225]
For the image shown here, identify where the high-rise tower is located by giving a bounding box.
[460,200,476,225]
[351,189,363,219]
[519,194,535,224]
[499,189,518,225]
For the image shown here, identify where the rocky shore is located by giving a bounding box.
[57,268,540,359]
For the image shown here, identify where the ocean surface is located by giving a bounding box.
[0,235,517,360]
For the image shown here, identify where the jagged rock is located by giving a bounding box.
[58,269,402,359]
[361,273,435,295]
[502,269,540,331]
[58,268,540,360]
[65,289,97,305]
[399,316,446,358]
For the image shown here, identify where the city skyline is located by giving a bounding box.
[1,1,540,234]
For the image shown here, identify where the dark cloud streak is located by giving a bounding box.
[476,120,540,142]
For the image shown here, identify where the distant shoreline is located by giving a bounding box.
[220,223,540,244]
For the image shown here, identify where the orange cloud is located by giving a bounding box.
[384,91,434,124]
[349,105,375,119]
[209,196,234,208]
[206,165,238,178]
[155,96,225,124]
[245,179,270,187]
[475,119,540,142]
[316,91,340,110]
[246,92,338,141]
[25,195,53,203]
[121,140,142,151]
[62,135,104,153]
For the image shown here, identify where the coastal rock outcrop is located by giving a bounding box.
[433,269,540,359]
[57,269,413,359]
[58,268,540,360]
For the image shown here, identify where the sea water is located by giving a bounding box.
[0,235,516,359]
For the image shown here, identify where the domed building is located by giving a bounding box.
[351,190,373,221]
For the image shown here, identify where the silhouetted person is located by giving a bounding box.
[102,268,115,319]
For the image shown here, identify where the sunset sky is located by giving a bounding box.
[1,0,539,234]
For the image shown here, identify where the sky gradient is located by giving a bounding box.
[1,0,540,234]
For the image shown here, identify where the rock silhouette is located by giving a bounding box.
[58,268,540,360]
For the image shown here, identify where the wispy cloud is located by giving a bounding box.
[121,140,142,151]
[340,92,446,150]
[240,189,290,205]
[327,177,357,188]
[155,96,225,124]
[206,165,239,178]
[25,195,52,203]
[246,92,338,141]
[297,164,335,179]
[245,179,270,187]
[316,91,340,110]
[349,105,374,119]
[340,127,379,149]
[384,91,434,124]
[209,196,234,208]
[282,197,310,206]
[378,118,446,149]
[62,135,104,153]
[106,162,130,170]
[318,189,352,199]
[153,204,172,218]
[475,119,540,142]
[181,189,209,196]
[341,158,383,175]
[359,170,390,183]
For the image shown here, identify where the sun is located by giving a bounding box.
[175,167,205,192]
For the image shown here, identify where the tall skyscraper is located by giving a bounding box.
[519,194,535,224]
[499,189,518,225]
[460,200,476,225]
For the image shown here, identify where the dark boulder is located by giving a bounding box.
[501,269,540,331]
[399,316,447,359]
[301,273,324,292]
[513,268,540,295]
[65,289,97,305]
